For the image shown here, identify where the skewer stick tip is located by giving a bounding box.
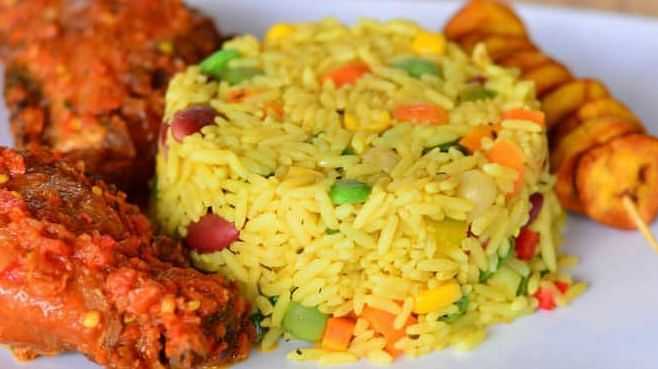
[622,195,658,253]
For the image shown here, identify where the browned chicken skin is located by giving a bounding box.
[0,147,254,369]
[1,0,222,199]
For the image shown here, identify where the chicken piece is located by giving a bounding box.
[1,0,222,199]
[0,147,254,369]
[577,134,658,229]
[540,79,610,129]
[553,117,643,212]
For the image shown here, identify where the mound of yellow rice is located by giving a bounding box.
[154,18,584,365]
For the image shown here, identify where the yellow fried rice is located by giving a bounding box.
[153,18,585,365]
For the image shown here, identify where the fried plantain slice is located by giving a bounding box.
[523,61,573,97]
[458,33,536,60]
[551,97,641,146]
[553,117,644,212]
[445,0,527,40]
[540,79,610,129]
[498,50,553,71]
[576,134,658,229]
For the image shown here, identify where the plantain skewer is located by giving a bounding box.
[622,196,658,253]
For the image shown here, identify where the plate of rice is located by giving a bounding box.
[3,1,658,369]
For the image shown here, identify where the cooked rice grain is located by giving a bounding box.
[154,18,582,365]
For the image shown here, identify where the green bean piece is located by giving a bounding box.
[220,67,263,85]
[282,302,328,342]
[200,49,241,79]
[393,58,442,79]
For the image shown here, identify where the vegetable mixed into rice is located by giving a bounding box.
[154,18,585,364]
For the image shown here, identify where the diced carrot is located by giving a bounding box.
[321,317,356,351]
[486,139,526,194]
[393,103,449,125]
[361,305,416,357]
[502,108,546,127]
[459,125,497,153]
[322,62,370,88]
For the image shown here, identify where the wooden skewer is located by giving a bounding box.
[622,195,658,253]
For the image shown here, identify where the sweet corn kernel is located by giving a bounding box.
[364,111,392,132]
[0,174,8,184]
[344,111,391,133]
[266,23,295,43]
[344,113,360,131]
[82,310,101,328]
[412,31,446,56]
[413,280,462,314]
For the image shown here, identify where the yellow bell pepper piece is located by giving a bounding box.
[266,23,295,44]
[412,31,447,56]
[434,219,468,249]
[413,280,462,314]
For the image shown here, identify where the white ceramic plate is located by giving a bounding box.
[2,1,658,368]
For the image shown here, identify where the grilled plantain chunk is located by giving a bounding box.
[577,134,658,229]
[553,117,644,212]
[446,0,658,229]
[458,33,536,60]
[523,62,573,98]
[551,98,641,146]
[498,50,553,71]
[444,0,527,40]
[540,79,610,129]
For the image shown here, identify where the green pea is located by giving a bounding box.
[200,49,241,79]
[393,58,442,79]
[329,179,371,205]
[220,67,263,86]
[461,86,497,102]
[282,302,328,342]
